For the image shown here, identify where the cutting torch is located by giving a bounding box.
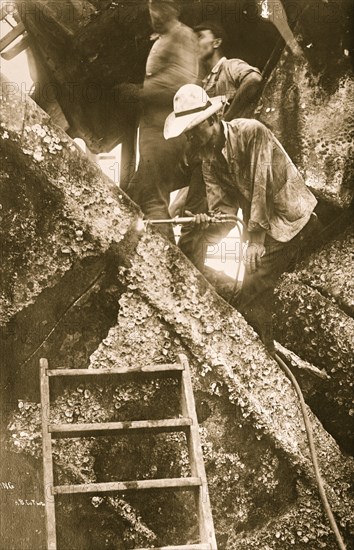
[143,212,245,227]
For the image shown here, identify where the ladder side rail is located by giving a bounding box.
[40,358,57,550]
[178,354,217,550]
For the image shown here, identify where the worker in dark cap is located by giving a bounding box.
[126,0,198,242]
[171,21,263,272]
[195,21,262,120]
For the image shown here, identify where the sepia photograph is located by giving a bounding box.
[0,1,353,548]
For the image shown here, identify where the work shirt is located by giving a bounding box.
[202,119,317,242]
[142,22,198,128]
[203,56,262,116]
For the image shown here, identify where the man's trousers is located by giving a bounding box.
[237,213,319,353]
[127,124,186,242]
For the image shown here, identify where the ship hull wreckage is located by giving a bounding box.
[0,0,353,549]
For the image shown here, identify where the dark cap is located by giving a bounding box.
[194,21,227,42]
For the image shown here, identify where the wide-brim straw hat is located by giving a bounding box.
[164,84,225,140]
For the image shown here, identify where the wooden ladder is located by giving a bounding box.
[40,353,217,550]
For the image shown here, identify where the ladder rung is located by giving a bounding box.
[136,545,211,550]
[46,364,183,377]
[0,22,25,52]
[1,35,30,61]
[53,477,201,495]
[49,418,192,437]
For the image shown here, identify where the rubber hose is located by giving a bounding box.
[274,352,346,550]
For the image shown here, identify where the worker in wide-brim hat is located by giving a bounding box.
[164,84,226,140]
[164,84,319,355]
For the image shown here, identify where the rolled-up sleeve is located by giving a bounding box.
[244,121,274,233]
[227,59,262,87]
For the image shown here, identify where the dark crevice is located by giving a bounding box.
[0,253,123,405]
[301,278,354,321]
[273,283,354,456]
[195,389,298,547]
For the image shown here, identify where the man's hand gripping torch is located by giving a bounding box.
[142,211,244,228]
